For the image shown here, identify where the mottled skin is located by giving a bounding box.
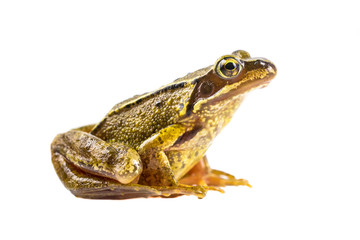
[51,50,277,199]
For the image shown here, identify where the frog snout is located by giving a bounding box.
[253,58,277,75]
[265,60,277,75]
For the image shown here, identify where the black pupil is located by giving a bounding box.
[225,62,236,70]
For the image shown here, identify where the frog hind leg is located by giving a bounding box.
[51,125,212,199]
[51,150,208,199]
[179,156,252,188]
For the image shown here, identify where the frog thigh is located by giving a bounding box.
[52,152,208,199]
[179,156,251,188]
[51,130,142,184]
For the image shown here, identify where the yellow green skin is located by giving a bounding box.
[51,50,277,199]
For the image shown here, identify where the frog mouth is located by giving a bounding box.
[239,70,276,91]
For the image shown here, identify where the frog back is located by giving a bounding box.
[90,69,211,149]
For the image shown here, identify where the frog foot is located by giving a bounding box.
[72,183,214,199]
[179,156,251,188]
[203,170,252,188]
[142,183,225,199]
[180,169,251,188]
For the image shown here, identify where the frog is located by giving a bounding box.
[51,50,277,199]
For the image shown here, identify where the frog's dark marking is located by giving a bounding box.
[136,98,143,105]
[191,78,200,85]
[153,82,187,95]
[168,157,175,165]
[91,120,106,135]
[186,104,194,117]
[155,100,162,107]
[176,152,181,161]
[174,125,202,146]
[180,162,185,169]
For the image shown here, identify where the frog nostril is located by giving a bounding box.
[266,61,277,74]
[254,60,267,67]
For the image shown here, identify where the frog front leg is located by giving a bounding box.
[137,124,187,186]
[137,124,222,194]
[179,156,252,188]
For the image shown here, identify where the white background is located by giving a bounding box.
[1,1,359,239]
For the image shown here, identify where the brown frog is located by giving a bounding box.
[51,50,277,199]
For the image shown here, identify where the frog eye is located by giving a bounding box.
[215,57,242,79]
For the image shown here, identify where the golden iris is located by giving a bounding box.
[216,57,242,79]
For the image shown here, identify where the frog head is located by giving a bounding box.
[182,50,277,129]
